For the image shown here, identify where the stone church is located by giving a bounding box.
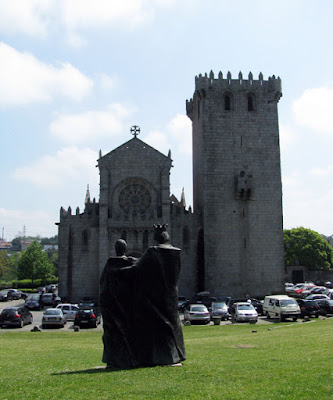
[57,70,285,303]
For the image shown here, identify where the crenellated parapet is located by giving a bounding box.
[194,70,281,92]
[186,70,282,117]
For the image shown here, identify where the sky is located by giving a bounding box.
[1,0,333,241]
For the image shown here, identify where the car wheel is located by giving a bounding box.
[279,314,284,322]
[293,317,297,322]
[266,312,270,319]
[18,319,23,328]
[315,314,319,318]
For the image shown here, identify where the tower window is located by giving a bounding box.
[224,95,231,111]
[247,93,256,111]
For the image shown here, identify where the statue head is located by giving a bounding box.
[115,239,127,256]
[153,224,170,244]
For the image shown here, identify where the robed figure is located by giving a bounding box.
[99,225,186,368]
[99,239,137,368]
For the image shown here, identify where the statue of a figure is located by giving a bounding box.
[131,224,186,366]
[99,225,186,369]
[99,239,137,368]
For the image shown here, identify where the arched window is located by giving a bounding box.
[247,93,256,111]
[82,229,88,250]
[224,95,231,111]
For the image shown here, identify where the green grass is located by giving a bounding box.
[0,319,332,400]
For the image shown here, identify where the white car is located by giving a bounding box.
[234,302,258,323]
[304,294,329,301]
[42,308,67,328]
[184,304,210,324]
[56,303,79,320]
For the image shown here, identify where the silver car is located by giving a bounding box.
[42,308,67,328]
[56,304,79,320]
[234,302,258,323]
[184,304,210,324]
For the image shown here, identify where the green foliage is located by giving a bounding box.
[17,241,54,283]
[0,320,332,399]
[284,227,333,270]
[0,250,10,278]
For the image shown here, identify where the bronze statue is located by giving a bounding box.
[99,225,186,369]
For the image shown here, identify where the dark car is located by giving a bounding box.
[249,298,264,316]
[0,306,33,328]
[78,297,97,308]
[210,302,230,321]
[17,290,28,299]
[41,293,61,308]
[74,307,101,328]
[25,293,42,310]
[178,296,189,312]
[316,299,333,316]
[296,299,320,318]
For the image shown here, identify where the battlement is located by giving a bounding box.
[194,70,281,93]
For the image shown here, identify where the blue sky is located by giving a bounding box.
[1,0,332,240]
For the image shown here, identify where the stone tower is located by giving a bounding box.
[186,71,285,297]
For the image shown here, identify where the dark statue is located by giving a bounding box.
[99,224,186,368]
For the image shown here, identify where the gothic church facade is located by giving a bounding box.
[57,71,284,302]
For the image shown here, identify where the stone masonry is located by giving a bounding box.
[57,70,285,302]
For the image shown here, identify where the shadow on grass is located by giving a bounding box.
[52,364,154,376]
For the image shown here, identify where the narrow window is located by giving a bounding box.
[224,95,231,111]
[248,96,254,111]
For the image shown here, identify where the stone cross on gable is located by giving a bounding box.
[130,125,140,138]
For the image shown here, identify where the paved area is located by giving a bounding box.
[1,299,323,333]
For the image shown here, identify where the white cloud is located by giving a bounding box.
[0,42,93,106]
[293,87,333,135]
[143,130,170,154]
[167,114,192,155]
[309,165,333,176]
[0,0,53,37]
[12,147,99,188]
[50,103,132,144]
[0,208,56,241]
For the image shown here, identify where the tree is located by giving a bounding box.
[284,227,333,270]
[17,241,54,283]
[0,250,10,278]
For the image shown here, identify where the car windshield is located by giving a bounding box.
[191,306,207,312]
[280,299,297,306]
[237,304,255,310]
[27,294,40,300]
[212,302,226,309]
[0,290,9,294]
[44,309,61,315]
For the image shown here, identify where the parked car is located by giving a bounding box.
[45,284,57,293]
[0,289,13,301]
[301,286,327,298]
[0,306,33,328]
[41,293,61,308]
[37,286,46,294]
[304,294,329,301]
[78,297,97,308]
[178,296,188,312]
[25,293,42,310]
[249,298,264,315]
[210,302,229,321]
[42,308,67,328]
[296,299,320,318]
[74,307,101,328]
[290,283,315,297]
[0,289,21,301]
[56,303,79,320]
[227,298,249,313]
[184,304,210,324]
[17,290,28,299]
[263,295,301,321]
[316,299,333,316]
[233,302,258,323]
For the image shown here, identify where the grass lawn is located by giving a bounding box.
[0,318,332,400]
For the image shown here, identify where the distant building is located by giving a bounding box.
[57,71,285,303]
